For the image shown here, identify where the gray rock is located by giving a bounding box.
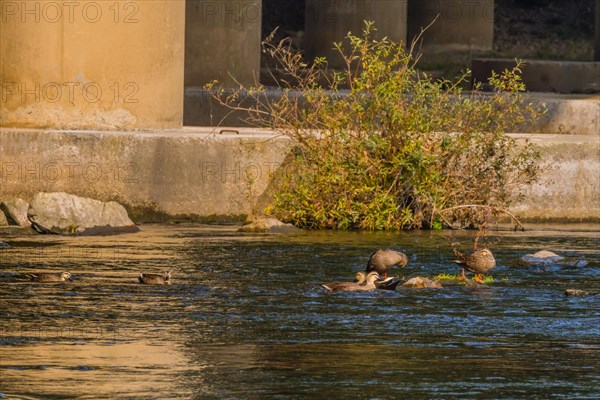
[0,197,30,227]
[0,240,10,248]
[238,217,299,233]
[27,192,139,235]
[521,250,564,265]
[0,210,8,226]
[402,277,443,289]
[565,289,600,297]
[0,226,38,236]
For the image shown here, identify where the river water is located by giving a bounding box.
[1,224,599,399]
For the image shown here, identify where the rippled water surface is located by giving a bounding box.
[1,224,599,399]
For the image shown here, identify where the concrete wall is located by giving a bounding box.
[472,59,600,94]
[185,0,261,87]
[511,134,600,222]
[0,128,289,217]
[0,0,185,130]
[1,128,598,223]
[305,0,407,69]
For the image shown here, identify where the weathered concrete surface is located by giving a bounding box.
[0,0,185,129]
[0,127,290,218]
[472,59,600,94]
[184,88,600,135]
[0,128,598,222]
[522,93,600,135]
[511,134,600,222]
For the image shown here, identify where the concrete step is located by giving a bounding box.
[1,127,598,223]
[184,88,599,136]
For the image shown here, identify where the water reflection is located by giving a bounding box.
[1,224,599,399]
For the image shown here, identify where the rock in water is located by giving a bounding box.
[0,197,30,227]
[402,277,443,289]
[27,192,139,235]
[0,210,8,226]
[238,217,298,233]
[565,289,599,297]
[521,250,564,265]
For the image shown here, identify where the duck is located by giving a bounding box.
[354,271,367,283]
[138,270,172,285]
[25,271,72,282]
[453,249,496,284]
[322,271,381,292]
[366,249,409,278]
[355,270,402,290]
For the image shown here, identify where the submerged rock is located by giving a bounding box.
[238,217,299,233]
[0,197,30,227]
[520,250,564,265]
[27,192,139,235]
[0,241,10,248]
[565,289,599,297]
[402,277,443,289]
[433,276,487,288]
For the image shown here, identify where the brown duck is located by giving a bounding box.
[138,271,172,285]
[25,271,72,282]
[355,271,402,290]
[454,249,496,284]
[322,271,381,292]
[366,249,409,278]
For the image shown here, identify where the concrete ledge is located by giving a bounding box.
[0,128,598,223]
[184,88,600,135]
[472,59,600,94]
[0,127,289,218]
[510,134,600,222]
[522,93,600,135]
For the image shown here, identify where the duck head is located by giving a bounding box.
[365,271,381,285]
[354,271,366,284]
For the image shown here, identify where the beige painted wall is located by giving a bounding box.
[0,0,185,130]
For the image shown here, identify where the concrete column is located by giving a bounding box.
[407,0,494,52]
[305,0,408,69]
[185,0,261,87]
[0,0,185,130]
[595,0,599,61]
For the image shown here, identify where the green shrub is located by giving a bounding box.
[207,22,542,230]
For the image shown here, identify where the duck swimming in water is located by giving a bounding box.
[322,271,381,292]
[138,271,172,285]
[454,249,496,284]
[25,271,72,282]
[355,270,402,290]
[366,249,408,278]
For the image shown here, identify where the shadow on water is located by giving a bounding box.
[0,224,599,399]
